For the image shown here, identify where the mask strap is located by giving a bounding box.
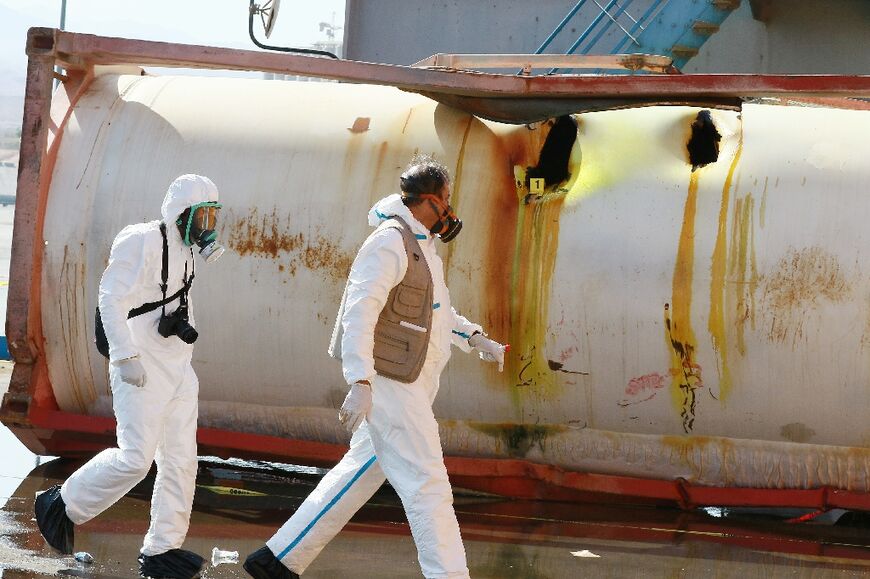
[420,194,448,217]
[159,223,169,317]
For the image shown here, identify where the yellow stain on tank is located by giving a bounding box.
[506,120,584,403]
[728,194,758,356]
[667,172,703,433]
[708,143,743,402]
[509,166,566,400]
[661,435,736,481]
[564,116,646,207]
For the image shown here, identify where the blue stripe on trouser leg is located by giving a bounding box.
[275,455,377,560]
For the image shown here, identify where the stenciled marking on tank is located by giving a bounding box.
[225,207,353,282]
[666,172,703,433]
[708,142,742,401]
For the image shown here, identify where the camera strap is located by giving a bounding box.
[126,222,194,319]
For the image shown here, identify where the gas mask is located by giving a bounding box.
[418,194,463,242]
[177,201,225,263]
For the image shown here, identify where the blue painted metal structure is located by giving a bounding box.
[536,0,740,73]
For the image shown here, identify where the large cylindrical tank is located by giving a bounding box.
[35,71,870,496]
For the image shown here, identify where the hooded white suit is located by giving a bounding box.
[61,174,219,556]
[266,194,480,579]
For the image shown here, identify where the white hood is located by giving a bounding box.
[367,194,430,238]
[160,174,220,224]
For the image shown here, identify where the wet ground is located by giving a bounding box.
[1,402,869,578]
[2,453,870,578]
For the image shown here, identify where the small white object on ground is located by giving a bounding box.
[211,547,239,566]
[571,550,601,558]
[74,551,94,564]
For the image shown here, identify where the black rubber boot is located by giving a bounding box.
[138,549,206,579]
[34,484,74,555]
[243,546,299,579]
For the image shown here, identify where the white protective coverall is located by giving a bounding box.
[267,194,481,578]
[60,174,219,556]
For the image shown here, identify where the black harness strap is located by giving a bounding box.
[126,222,194,319]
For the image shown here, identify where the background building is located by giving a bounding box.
[342,0,870,74]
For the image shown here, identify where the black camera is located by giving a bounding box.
[158,305,198,344]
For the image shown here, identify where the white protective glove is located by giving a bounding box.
[338,381,373,433]
[115,356,147,388]
[469,333,509,372]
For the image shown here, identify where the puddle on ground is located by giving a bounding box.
[0,457,868,577]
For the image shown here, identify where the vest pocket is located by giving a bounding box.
[374,329,410,364]
[392,286,426,318]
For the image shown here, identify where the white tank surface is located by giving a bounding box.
[37,71,870,499]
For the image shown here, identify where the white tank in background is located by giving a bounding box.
[37,71,870,496]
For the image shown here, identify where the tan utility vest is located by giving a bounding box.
[329,216,433,383]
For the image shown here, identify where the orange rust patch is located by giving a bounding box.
[227,208,303,258]
[348,117,370,133]
[297,237,354,281]
[226,208,353,281]
[482,131,529,349]
[762,247,850,346]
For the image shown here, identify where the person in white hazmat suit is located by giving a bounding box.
[243,156,508,579]
[34,174,226,579]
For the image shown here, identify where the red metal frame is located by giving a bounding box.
[3,27,870,512]
[44,28,870,99]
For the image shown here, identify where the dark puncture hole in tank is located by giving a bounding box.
[687,110,721,170]
[525,115,578,189]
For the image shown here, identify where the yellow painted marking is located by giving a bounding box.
[198,485,267,497]
[529,178,545,194]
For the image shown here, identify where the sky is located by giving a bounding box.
[0,0,350,484]
[0,0,347,95]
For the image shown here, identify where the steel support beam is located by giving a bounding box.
[38,28,870,101]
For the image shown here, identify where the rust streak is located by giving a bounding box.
[762,247,849,347]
